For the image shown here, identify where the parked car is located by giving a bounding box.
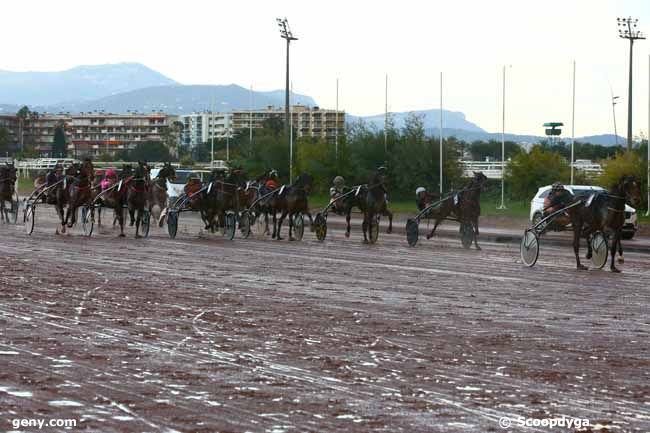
[529,184,637,239]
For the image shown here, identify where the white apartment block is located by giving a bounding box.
[179,105,345,148]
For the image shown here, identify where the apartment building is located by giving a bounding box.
[69,112,169,155]
[178,105,345,148]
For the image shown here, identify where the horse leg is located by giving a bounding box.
[426,218,443,240]
[362,214,369,243]
[129,208,135,226]
[288,213,295,241]
[585,231,593,259]
[610,231,621,273]
[276,211,288,240]
[573,223,587,270]
[306,211,314,232]
[385,209,393,234]
[117,208,125,237]
[617,238,624,263]
[473,216,481,250]
[135,207,142,239]
[345,209,352,238]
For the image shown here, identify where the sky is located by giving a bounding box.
[1,0,649,137]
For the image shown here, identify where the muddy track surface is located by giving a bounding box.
[1,207,649,433]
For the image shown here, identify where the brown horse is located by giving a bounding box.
[269,173,314,240]
[126,161,150,238]
[0,163,18,223]
[62,158,95,232]
[425,171,488,250]
[361,168,389,244]
[565,176,642,272]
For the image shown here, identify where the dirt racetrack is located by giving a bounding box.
[1,207,649,433]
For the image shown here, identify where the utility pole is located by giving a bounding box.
[439,71,443,195]
[384,74,388,154]
[647,53,649,216]
[617,17,645,150]
[335,78,339,165]
[611,95,620,146]
[570,60,576,185]
[498,65,507,210]
[277,18,297,142]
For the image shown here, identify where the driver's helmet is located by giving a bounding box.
[416,187,426,196]
[377,166,387,174]
[269,169,279,179]
[551,181,564,192]
[37,170,47,178]
[54,163,63,172]
[333,176,345,188]
[105,168,116,178]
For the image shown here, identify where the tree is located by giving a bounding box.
[505,146,571,201]
[161,120,184,158]
[0,127,8,155]
[598,151,647,210]
[16,106,31,151]
[52,123,67,157]
[469,140,521,161]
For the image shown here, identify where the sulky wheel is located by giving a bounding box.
[167,210,178,239]
[406,218,419,247]
[590,231,608,269]
[81,206,94,237]
[293,213,305,241]
[23,203,35,235]
[368,214,380,244]
[460,221,474,249]
[239,210,251,239]
[314,212,327,241]
[520,228,540,267]
[224,211,236,240]
[141,209,151,238]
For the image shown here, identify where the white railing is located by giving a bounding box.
[461,161,505,179]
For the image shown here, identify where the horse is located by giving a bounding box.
[62,158,95,231]
[149,162,176,227]
[425,171,488,250]
[566,176,642,272]
[126,161,150,238]
[0,163,18,223]
[244,171,277,235]
[334,184,394,239]
[202,168,248,233]
[361,169,388,244]
[95,165,132,236]
[269,173,314,241]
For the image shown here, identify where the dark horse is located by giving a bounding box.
[96,165,133,236]
[425,171,488,250]
[558,176,642,272]
[330,183,394,239]
[269,173,314,240]
[361,168,389,244]
[202,168,247,232]
[126,161,150,238]
[62,158,95,233]
[0,163,18,223]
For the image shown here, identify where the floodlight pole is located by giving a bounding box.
[647,53,649,216]
[611,95,620,147]
[618,17,645,150]
[439,71,443,195]
[498,65,507,209]
[570,60,576,185]
[384,74,388,154]
[277,18,297,144]
[335,78,339,164]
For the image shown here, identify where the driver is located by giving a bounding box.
[262,170,280,195]
[101,168,118,191]
[543,182,571,228]
[329,176,348,214]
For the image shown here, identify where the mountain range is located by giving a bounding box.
[0,62,624,145]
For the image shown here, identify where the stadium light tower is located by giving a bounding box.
[277,18,298,140]
[617,17,645,150]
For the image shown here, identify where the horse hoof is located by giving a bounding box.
[577,264,588,271]
[426,234,433,240]
[277,237,283,241]
[618,257,624,264]
[475,246,482,251]
[586,253,592,259]
[363,240,369,244]
[135,235,142,239]
[611,267,621,273]
[289,237,295,241]
[345,232,350,238]
[387,229,393,234]
[118,233,125,238]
